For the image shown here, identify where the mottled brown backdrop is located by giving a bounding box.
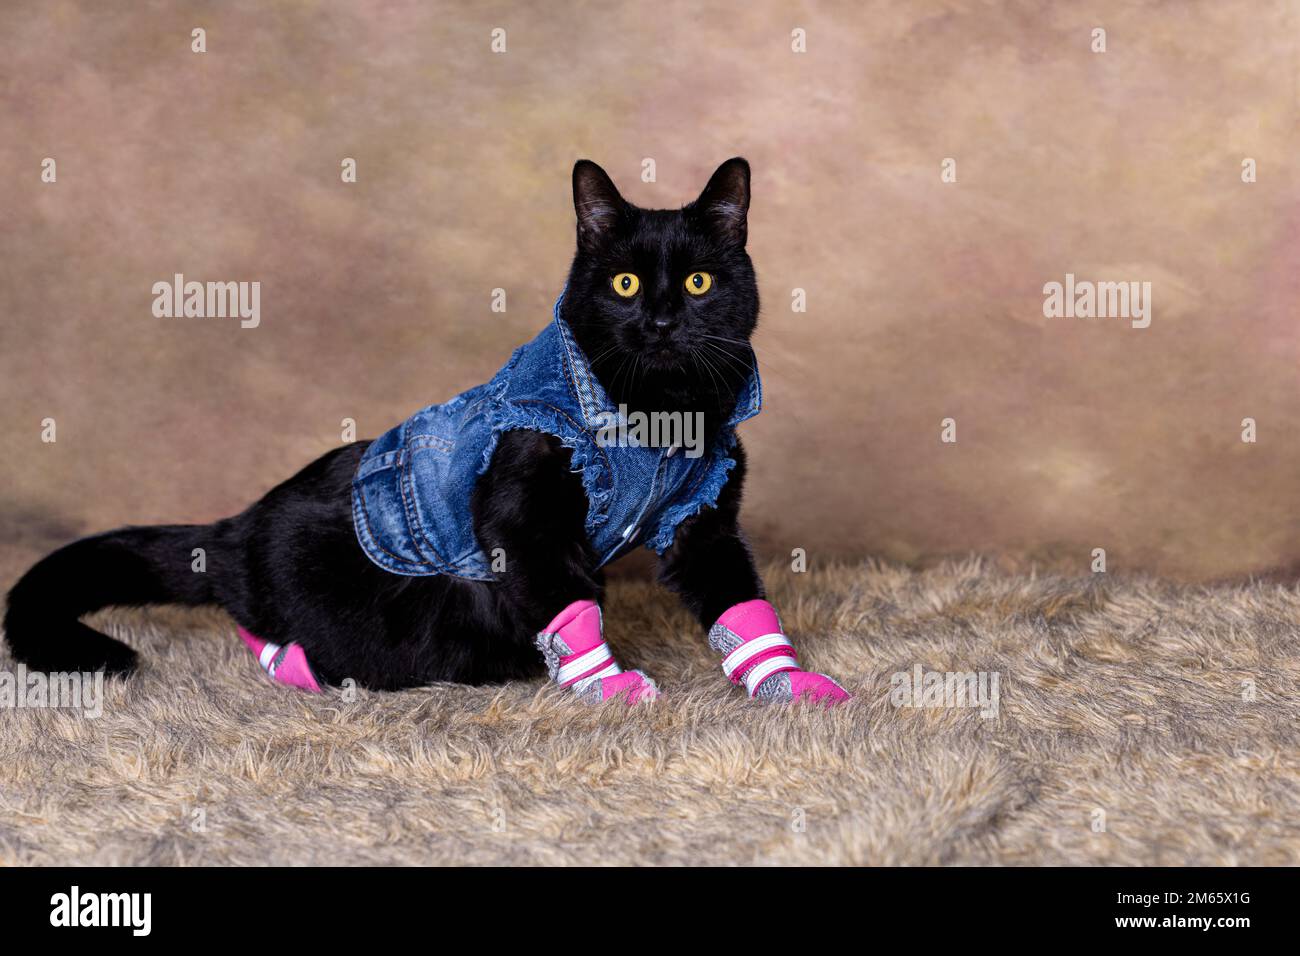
[2,0,1297,586]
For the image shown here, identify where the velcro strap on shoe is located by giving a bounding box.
[741,653,800,697]
[556,643,620,686]
[720,632,800,697]
[721,633,794,681]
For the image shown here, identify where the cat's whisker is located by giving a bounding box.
[688,346,727,398]
[587,343,624,370]
[699,334,795,386]
[700,333,788,373]
[696,340,750,381]
[608,352,633,398]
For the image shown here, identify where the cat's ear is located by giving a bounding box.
[572,160,625,252]
[689,157,750,247]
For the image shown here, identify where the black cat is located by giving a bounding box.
[3,159,849,705]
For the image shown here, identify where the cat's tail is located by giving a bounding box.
[3,524,221,674]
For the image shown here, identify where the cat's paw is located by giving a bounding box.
[536,600,662,706]
[709,599,849,708]
[576,668,660,706]
[755,670,850,707]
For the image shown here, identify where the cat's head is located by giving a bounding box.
[559,158,759,416]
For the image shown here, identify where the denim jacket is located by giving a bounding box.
[351,293,762,581]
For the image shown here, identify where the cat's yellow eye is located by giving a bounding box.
[612,273,640,297]
[684,271,713,295]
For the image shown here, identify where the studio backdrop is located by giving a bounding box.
[2,0,1297,587]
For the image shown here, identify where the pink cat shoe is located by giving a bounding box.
[534,600,659,704]
[709,599,850,705]
[238,626,323,693]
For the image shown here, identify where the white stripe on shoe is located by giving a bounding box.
[742,655,799,697]
[258,642,281,673]
[556,643,620,686]
[721,633,794,680]
[570,661,622,696]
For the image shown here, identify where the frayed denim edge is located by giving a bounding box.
[645,432,740,554]
[476,401,615,540]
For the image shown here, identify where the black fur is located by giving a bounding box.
[3,158,765,690]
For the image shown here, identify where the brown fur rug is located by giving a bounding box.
[1,559,1297,865]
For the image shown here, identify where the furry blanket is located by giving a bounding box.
[1,559,1297,865]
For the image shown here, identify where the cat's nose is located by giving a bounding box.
[653,317,673,330]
